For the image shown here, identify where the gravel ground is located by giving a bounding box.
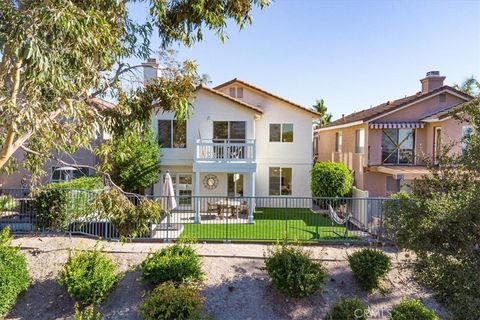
[6,235,448,320]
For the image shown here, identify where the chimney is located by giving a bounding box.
[420,71,445,93]
[142,58,161,83]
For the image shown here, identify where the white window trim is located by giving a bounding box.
[335,131,342,152]
[355,129,365,154]
[158,119,187,149]
[268,166,293,196]
[268,122,295,143]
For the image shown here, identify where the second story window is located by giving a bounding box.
[269,123,294,142]
[158,120,187,148]
[462,125,474,152]
[382,128,415,164]
[355,129,365,153]
[335,132,342,152]
[228,87,244,98]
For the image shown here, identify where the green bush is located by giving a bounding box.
[59,247,119,304]
[44,176,103,191]
[73,304,101,320]
[348,248,391,292]
[142,243,203,285]
[311,162,352,198]
[324,298,368,320]
[141,282,204,320]
[0,227,30,316]
[264,244,327,298]
[33,188,69,230]
[0,195,17,211]
[389,299,439,320]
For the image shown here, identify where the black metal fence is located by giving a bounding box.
[0,188,399,244]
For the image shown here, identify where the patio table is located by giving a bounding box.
[215,200,242,219]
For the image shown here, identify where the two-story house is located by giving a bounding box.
[143,59,319,222]
[314,71,474,197]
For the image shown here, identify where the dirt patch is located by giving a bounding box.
[6,235,448,320]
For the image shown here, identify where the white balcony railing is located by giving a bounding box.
[195,139,256,163]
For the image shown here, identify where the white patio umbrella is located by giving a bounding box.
[161,172,177,234]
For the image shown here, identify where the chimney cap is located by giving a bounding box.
[426,71,440,77]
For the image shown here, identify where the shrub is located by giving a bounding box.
[142,243,203,285]
[324,298,368,320]
[311,162,352,198]
[44,176,103,191]
[0,195,17,211]
[141,282,204,320]
[348,248,391,292]
[33,188,69,230]
[59,247,119,304]
[0,227,30,316]
[264,244,327,298]
[73,304,101,320]
[389,299,439,320]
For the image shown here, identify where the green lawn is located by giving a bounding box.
[180,208,356,242]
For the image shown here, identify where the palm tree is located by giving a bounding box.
[312,99,333,128]
[453,76,480,98]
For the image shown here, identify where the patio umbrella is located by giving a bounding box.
[161,172,177,234]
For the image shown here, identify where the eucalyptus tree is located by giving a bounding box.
[0,0,269,181]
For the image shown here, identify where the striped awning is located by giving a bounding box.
[369,122,425,129]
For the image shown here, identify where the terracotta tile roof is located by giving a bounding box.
[213,78,321,117]
[88,97,116,110]
[195,84,263,114]
[322,85,472,129]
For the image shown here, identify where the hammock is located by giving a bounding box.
[328,205,351,225]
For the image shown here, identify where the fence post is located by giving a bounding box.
[284,197,288,243]
[377,199,384,243]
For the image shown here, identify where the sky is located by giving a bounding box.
[128,0,480,120]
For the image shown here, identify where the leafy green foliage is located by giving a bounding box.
[101,128,160,193]
[141,282,204,320]
[73,304,101,320]
[0,0,269,180]
[92,189,161,239]
[142,243,204,285]
[324,298,368,320]
[311,162,352,197]
[348,249,391,292]
[389,299,439,320]
[264,244,327,298]
[44,177,103,191]
[59,247,119,304]
[0,194,17,211]
[0,227,30,316]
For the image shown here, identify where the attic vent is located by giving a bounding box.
[426,71,440,77]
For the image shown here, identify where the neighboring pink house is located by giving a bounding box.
[314,71,474,197]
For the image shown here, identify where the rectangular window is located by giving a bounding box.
[228,87,243,98]
[213,121,246,141]
[164,173,192,206]
[158,120,187,148]
[462,125,474,152]
[269,167,292,196]
[381,128,415,164]
[236,87,243,98]
[386,176,400,194]
[229,87,236,97]
[227,173,244,197]
[269,123,294,142]
[355,129,365,153]
[335,132,342,152]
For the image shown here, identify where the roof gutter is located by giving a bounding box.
[317,120,364,131]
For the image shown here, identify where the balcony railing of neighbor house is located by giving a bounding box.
[195,139,256,162]
[0,188,402,244]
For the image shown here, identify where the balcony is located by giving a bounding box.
[195,139,256,163]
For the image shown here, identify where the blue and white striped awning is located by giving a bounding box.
[369,122,425,129]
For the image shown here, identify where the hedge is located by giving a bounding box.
[0,227,30,316]
[311,162,352,198]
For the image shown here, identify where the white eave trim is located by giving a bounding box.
[422,115,452,123]
[317,120,364,131]
[367,89,470,122]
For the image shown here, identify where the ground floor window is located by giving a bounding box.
[269,167,292,196]
[51,166,91,182]
[162,173,192,206]
[227,173,244,197]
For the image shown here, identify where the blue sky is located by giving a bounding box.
[128,0,480,119]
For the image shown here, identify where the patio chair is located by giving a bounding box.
[328,204,351,237]
[207,202,218,218]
